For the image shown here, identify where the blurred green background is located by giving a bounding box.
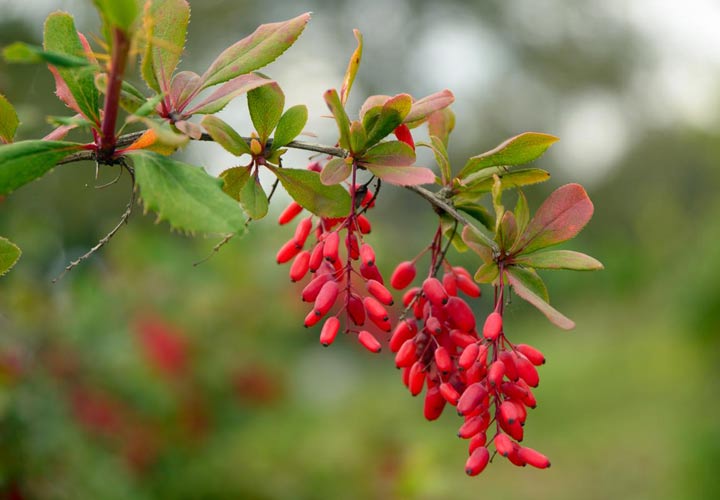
[1,0,719,498]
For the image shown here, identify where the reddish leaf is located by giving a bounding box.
[185,73,271,115]
[364,165,435,186]
[169,71,202,111]
[513,250,604,271]
[320,158,351,185]
[512,183,594,255]
[358,140,415,167]
[506,268,574,330]
[404,89,455,127]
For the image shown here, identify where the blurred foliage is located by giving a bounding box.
[1,0,719,499]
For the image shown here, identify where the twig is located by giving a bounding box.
[52,170,136,283]
[193,233,234,267]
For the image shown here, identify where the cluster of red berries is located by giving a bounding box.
[277,173,552,475]
[276,162,391,353]
[390,256,551,474]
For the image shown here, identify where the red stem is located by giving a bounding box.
[97,27,130,163]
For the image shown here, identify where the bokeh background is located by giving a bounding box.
[1,0,719,498]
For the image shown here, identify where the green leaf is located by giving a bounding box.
[513,250,604,271]
[133,93,166,118]
[463,168,551,192]
[349,120,367,154]
[456,203,494,231]
[320,158,351,185]
[93,0,140,31]
[185,73,271,115]
[474,261,499,284]
[141,0,189,93]
[358,141,415,167]
[507,266,549,302]
[460,225,494,263]
[511,183,594,255]
[404,89,455,128]
[247,82,284,143]
[43,12,100,123]
[364,165,435,186]
[514,190,530,235]
[506,267,574,330]
[0,140,83,195]
[427,108,455,147]
[0,237,22,277]
[365,94,412,147]
[199,13,310,89]
[418,135,451,185]
[272,104,307,150]
[459,132,559,179]
[129,150,246,235]
[3,42,91,68]
[267,166,351,218]
[201,115,252,156]
[340,29,363,105]
[491,174,504,231]
[0,94,19,143]
[324,89,351,150]
[219,166,252,201]
[239,177,268,219]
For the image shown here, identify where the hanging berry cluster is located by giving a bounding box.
[277,162,391,353]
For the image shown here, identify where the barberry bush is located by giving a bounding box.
[0,0,602,479]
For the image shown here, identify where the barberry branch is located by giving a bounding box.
[55,130,496,250]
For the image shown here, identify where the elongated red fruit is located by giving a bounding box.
[517,446,551,469]
[468,432,487,454]
[465,446,490,476]
[323,231,340,262]
[516,344,546,365]
[395,339,417,368]
[301,273,333,302]
[482,311,503,340]
[390,320,416,352]
[424,386,446,421]
[442,272,458,296]
[367,279,393,306]
[359,262,384,284]
[347,233,360,260]
[294,217,313,247]
[408,361,425,396]
[425,316,443,335]
[304,309,322,328]
[359,243,375,267]
[308,241,325,272]
[434,346,452,374]
[391,261,416,290]
[363,296,389,322]
[357,330,381,353]
[289,251,311,282]
[499,400,520,425]
[314,281,339,316]
[445,297,476,332]
[499,350,519,381]
[449,329,478,348]
[276,238,302,264]
[456,274,481,297]
[422,277,449,306]
[278,201,303,225]
[320,317,341,346]
[494,432,514,457]
[347,293,366,326]
[356,214,372,234]
[515,355,540,387]
[458,414,486,439]
[457,382,488,416]
[458,343,480,370]
[487,360,506,388]
[439,382,461,405]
